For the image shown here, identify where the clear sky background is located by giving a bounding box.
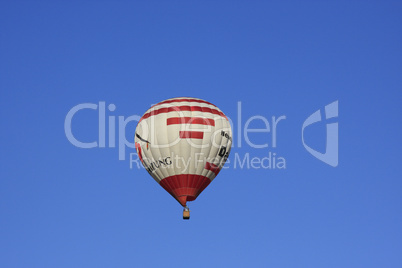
[1,1,401,267]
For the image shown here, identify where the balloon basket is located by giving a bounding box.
[183,206,190,220]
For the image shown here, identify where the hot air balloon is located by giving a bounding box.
[135,97,232,219]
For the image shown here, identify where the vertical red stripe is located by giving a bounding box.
[135,142,143,163]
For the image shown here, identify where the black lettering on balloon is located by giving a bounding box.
[218,146,227,157]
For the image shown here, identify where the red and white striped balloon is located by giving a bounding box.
[135,97,232,207]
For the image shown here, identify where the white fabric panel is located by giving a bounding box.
[135,97,232,183]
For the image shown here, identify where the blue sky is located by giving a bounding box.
[1,1,401,267]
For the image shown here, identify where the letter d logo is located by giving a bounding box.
[302,101,338,167]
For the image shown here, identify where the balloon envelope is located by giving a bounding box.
[135,97,232,206]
